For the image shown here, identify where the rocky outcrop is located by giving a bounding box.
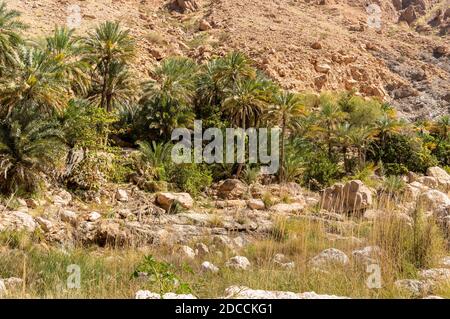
[309,248,349,268]
[217,179,248,200]
[320,180,373,214]
[225,256,251,270]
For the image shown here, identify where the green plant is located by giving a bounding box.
[0,2,27,67]
[132,255,192,295]
[0,117,67,195]
[168,163,212,197]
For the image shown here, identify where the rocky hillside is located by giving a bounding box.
[9,0,449,120]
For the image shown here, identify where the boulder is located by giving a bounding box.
[315,63,331,73]
[60,210,78,225]
[156,192,194,210]
[87,211,102,222]
[419,268,450,283]
[320,180,373,214]
[247,199,265,210]
[418,190,450,213]
[195,242,209,256]
[116,189,129,202]
[201,261,219,273]
[199,19,212,31]
[223,286,348,299]
[395,279,430,296]
[217,179,247,199]
[225,256,251,270]
[178,245,196,259]
[0,211,37,232]
[426,167,450,191]
[309,248,349,268]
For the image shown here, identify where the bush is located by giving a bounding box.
[66,150,111,191]
[369,133,437,174]
[302,152,342,190]
[168,163,212,197]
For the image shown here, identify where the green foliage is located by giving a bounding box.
[62,100,118,148]
[167,163,213,197]
[0,2,27,67]
[369,133,437,174]
[0,117,66,195]
[302,151,341,190]
[132,255,192,295]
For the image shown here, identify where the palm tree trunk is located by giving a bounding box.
[235,120,246,179]
[279,118,286,184]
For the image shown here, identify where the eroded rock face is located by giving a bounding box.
[320,180,373,214]
[176,0,199,13]
[223,286,349,299]
[156,192,194,210]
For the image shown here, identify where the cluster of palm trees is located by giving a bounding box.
[0,2,448,196]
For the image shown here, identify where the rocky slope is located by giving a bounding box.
[8,0,450,118]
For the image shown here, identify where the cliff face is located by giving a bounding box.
[9,0,449,119]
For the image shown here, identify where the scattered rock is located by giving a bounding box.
[419,268,450,282]
[60,210,78,225]
[201,261,219,273]
[156,192,194,210]
[320,180,373,214]
[217,179,247,199]
[178,245,196,259]
[309,248,349,268]
[395,279,430,296]
[225,256,251,270]
[135,290,197,299]
[116,189,129,202]
[315,63,331,74]
[247,199,265,210]
[311,41,322,49]
[270,202,304,214]
[199,19,212,31]
[195,243,210,256]
[87,211,101,222]
[0,211,37,232]
[223,286,349,299]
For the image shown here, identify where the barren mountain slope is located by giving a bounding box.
[8,0,450,119]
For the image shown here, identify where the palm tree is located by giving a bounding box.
[0,46,70,119]
[140,57,198,139]
[222,77,273,177]
[334,122,354,174]
[434,115,450,145]
[348,125,376,168]
[84,21,135,111]
[375,114,403,151]
[88,61,136,111]
[45,26,90,95]
[216,51,256,89]
[0,118,67,194]
[267,91,305,182]
[317,93,345,157]
[0,2,27,68]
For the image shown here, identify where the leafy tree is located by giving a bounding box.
[0,117,66,195]
[44,26,90,95]
[84,21,135,111]
[0,46,70,119]
[267,91,305,182]
[140,57,197,139]
[0,2,27,68]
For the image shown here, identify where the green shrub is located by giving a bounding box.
[168,163,212,197]
[302,152,341,190]
[369,133,437,174]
